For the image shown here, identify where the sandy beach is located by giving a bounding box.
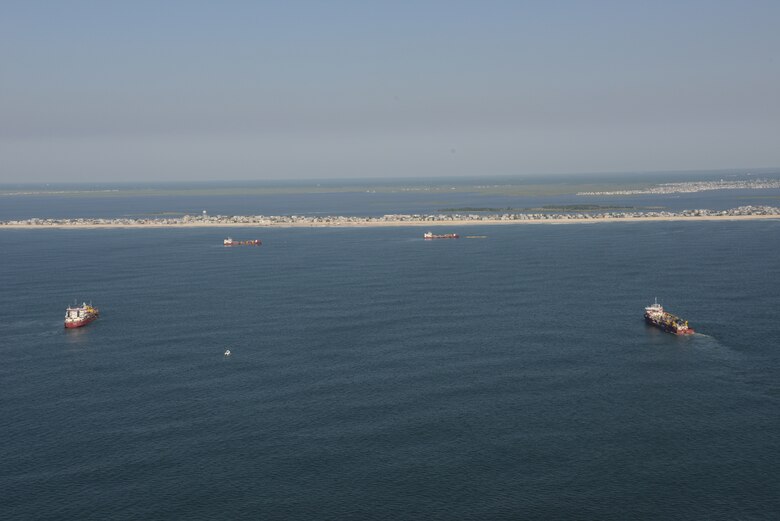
[1,214,778,229]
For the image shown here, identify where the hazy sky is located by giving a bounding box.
[2,0,779,182]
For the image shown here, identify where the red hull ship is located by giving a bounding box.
[224,237,261,246]
[64,302,99,329]
[644,298,694,335]
[424,232,459,239]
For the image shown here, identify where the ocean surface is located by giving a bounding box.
[1,220,779,519]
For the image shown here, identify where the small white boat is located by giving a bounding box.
[224,349,231,357]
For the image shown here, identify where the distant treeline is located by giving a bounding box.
[437,205,636,212]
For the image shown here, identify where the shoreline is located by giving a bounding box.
[2,214,779,229]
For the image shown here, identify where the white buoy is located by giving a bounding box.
[224,349,231,357]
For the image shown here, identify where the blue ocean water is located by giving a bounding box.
[1,222,779,519]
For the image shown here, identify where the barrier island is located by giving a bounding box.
[2,206,779,228]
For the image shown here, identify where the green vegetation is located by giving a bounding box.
[438,204,639,212]
[436,207,513,212]
[130,212,188,216]
[528,205,635,211]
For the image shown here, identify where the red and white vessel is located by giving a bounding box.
[64,302,99,328]
[644,298,694,335]
[423,231,459,240]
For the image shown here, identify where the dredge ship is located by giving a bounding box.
[644,298,694,335]
[64,302,99,328]
[224,237,261,246]
[423,232,459,239]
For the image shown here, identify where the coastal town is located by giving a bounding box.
[577,177,780,196]
[2,205,779,228]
